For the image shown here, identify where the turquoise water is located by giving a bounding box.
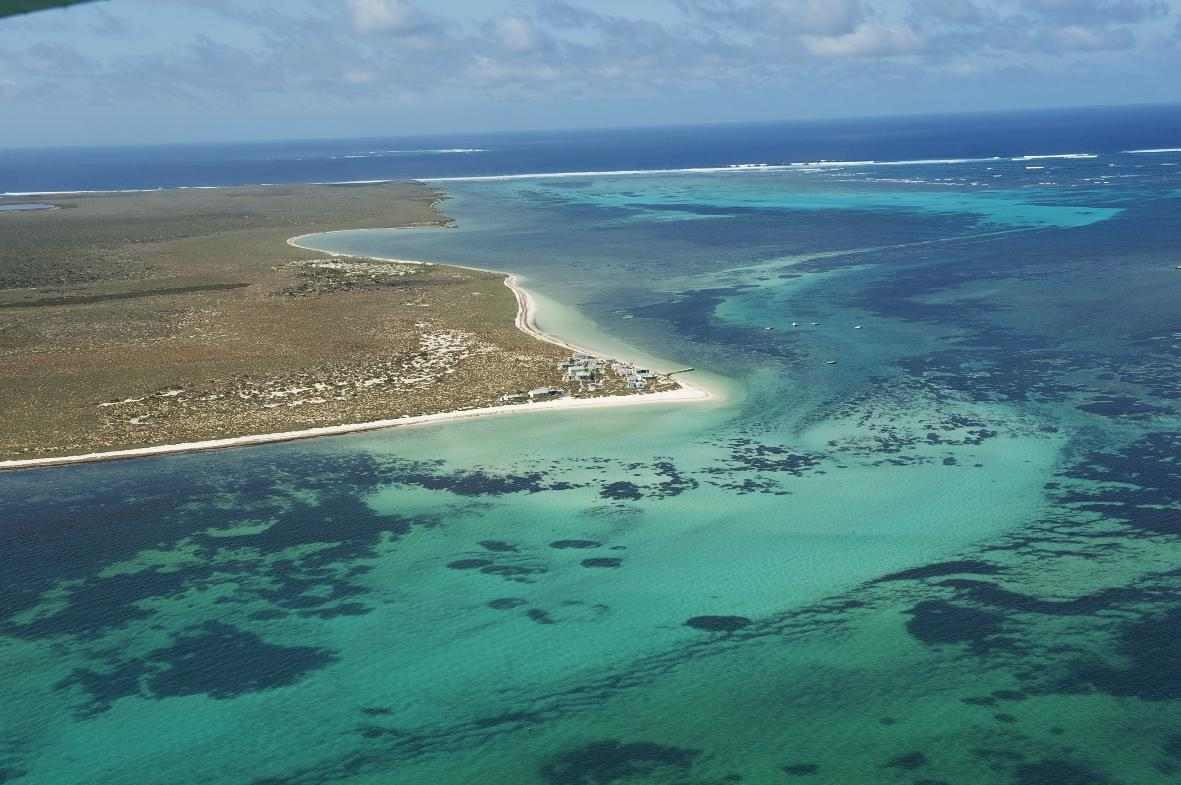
[3,156,1181,784]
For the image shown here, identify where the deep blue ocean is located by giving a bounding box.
[3,103,1181,193]
[3,106,1181,785]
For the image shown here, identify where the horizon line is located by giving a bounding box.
[4,100,1179,153]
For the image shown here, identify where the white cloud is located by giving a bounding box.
[16,42,91,77]
[0,79,22,99]
[910,0,993,26]
[803,23,927,57]
[341,0,428,34]
[1023,0,1169,23]
[1042,23,1136,48]
[762,0,864,36]
[485,16,544,52]
[463,55,561,84]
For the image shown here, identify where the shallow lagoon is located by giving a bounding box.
[3,157,1181,784]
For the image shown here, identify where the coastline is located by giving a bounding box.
[0,231,714,472]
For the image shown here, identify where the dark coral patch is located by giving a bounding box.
[581,558,622,568]
[249,609,288,621]
[783,763,820,775]
[1067,607,1181,700]
[299,602,370,619]
[887,752,927,770]
[684,615,751,632]
[600,482,643,500]
[479,540,518,553]
[55,660,149,719]
[145,621,336,699]
[480,565,546,580]
[488,598,527,610]
[475,711,542,728]
[527,609,555,624]
[391,468,551,496]
[1015,760,1112,785]
[875,560,1003,583]
[447,559,494,570]
[539,740,700,785]
[937,579,1145,616]
[904,600,1006,649]
[550,540,601,549]
[7,566,203,640]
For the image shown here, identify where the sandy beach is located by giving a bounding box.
[0,234,714,471]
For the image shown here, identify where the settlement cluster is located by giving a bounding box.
[500,351,657,403]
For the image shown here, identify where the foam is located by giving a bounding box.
[1124,147,1181,154]
[421,157,1011,183]
[329,148,487,160]
[421,166,792,182]
[1011,153,1098,161]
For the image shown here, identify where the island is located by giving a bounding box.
[0,182,693,467]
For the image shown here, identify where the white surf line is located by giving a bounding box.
[0,233,712,472]
[1010,153,1098,161]
[418,156,1101,183]
[5,153,1094,198]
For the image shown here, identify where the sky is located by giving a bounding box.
[0,0,1179,146]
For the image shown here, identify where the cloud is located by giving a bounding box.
[1040,23,1137,48]
[0,79,23,100]
[13,42,92,78]
[484,16,546,52]
[463,55,562,84]
[803,23,927,57]
[341,0,432,35]
[1022,0,1170,24]
[761,0,865,35]
[535,1,600,29]
[910,0,994,26]
[2,0,1176,124]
